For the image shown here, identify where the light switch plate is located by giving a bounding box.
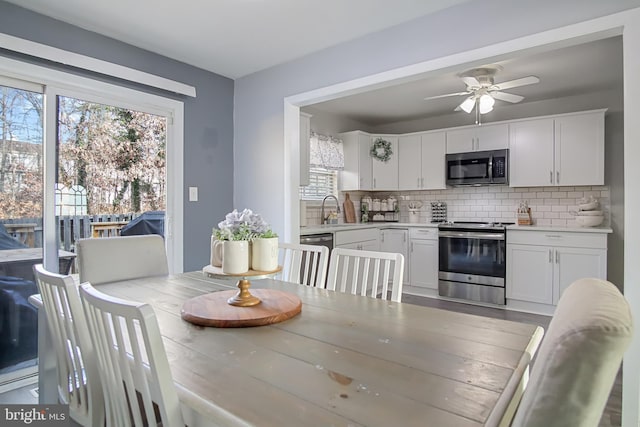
[189,186,198,202]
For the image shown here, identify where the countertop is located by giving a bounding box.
[300,222,438,235]
[300,222,612,235]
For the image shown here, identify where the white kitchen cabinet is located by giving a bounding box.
[339,131,372,191]
[380,228,409,285]
[371,135,398,190]
[446,123,509,154]
[554,247,607,303]
[299,112,312,187]
[398,134,422,190]
[335,228,379,251]
[398,132,446,190]
[554,111,605,186]
[506,244,554,304]
[509,110,605,187]
[506,230,607,311]
[409,228,438,291]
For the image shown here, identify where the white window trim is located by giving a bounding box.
[0,32,196,97]
[0,55,184,274]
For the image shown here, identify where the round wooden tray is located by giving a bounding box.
[181,289,302,328]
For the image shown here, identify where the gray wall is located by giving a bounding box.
[234,0,640,238]
[0,1,235,271]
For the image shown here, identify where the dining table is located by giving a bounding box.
[35,271,544,427]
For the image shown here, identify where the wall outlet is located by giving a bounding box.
[189,186,198,202]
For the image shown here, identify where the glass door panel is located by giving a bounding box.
[0,82,43,379]
[56,95,167,253]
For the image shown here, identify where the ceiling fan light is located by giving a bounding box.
[460,97,475,113]
[479,94,495,114]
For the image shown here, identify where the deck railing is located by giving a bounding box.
[1,213,138,251]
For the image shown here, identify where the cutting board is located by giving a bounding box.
[343,193,356,223]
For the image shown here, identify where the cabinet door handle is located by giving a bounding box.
[549,249,553,263]
[557,171,560,184]
[381,233,384,243]
[411,242,414,252]
[417,177,420,188]
[556,250,559,264]
[403,233,407,243]
[549,171,553,184]
[421,177,424,187]
[373,178,377,188]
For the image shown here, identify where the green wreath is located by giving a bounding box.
[370,138,392,162]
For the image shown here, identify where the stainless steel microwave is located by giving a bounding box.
[445,149,509,186]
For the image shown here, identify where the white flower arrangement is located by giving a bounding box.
[213,209,277,241]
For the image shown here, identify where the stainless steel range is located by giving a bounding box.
[438,221,511,305]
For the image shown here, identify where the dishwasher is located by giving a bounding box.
[299,233,333,285]
[300,233,334,251]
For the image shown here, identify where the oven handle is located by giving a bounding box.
[438,231,505,240]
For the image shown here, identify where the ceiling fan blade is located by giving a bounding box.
[423,91,469,100]
[461,76,481,88]
[492,76,540,91]
[491,91,524,103]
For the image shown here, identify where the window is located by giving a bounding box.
[299,167,337,201]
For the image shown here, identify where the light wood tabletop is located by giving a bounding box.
[91,271,544,427]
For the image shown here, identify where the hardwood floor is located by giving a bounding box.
[402,293,623,427]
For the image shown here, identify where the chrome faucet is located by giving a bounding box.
[321,195,341,224]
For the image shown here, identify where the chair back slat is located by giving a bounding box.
[80,282,184,427]
[33,264,104,427]
[326,248,404,302]
[278,242,329,288]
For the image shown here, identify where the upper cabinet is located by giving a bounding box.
[446,123,509,153]
[299,112,312,187]
[340,109,606,191]
[510,110,605,187]
[398,131,446,190]
[371,135,398,190]
[339,131,372,191]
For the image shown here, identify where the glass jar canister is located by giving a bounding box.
[372,199,381,211]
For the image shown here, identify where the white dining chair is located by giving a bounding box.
[326,248,404,302]
[278,242,329,288]
[79,282,184,427]
[32,264,104,427]
[76,234,168,285]
[510,278,633,427]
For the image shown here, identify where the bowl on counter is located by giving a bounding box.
[575,215,604,227]
[578,200,599,211]
[576,210,603,216]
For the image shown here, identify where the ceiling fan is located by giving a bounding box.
[424,65,539,122]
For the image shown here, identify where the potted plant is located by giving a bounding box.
[213,209,278,273]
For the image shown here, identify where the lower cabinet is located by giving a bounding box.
[380,228,409,285]
[409,228,438,291]
[334,228,380,251]
[506,230,607,312]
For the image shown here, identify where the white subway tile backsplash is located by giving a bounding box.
[298,185,612,226]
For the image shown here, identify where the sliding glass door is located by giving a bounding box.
[0,62,182,390]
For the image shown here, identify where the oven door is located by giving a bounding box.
[438,230,506,286]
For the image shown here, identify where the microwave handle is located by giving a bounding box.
[488,154,493,181]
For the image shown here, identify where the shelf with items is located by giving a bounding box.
[367,210,399,222]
